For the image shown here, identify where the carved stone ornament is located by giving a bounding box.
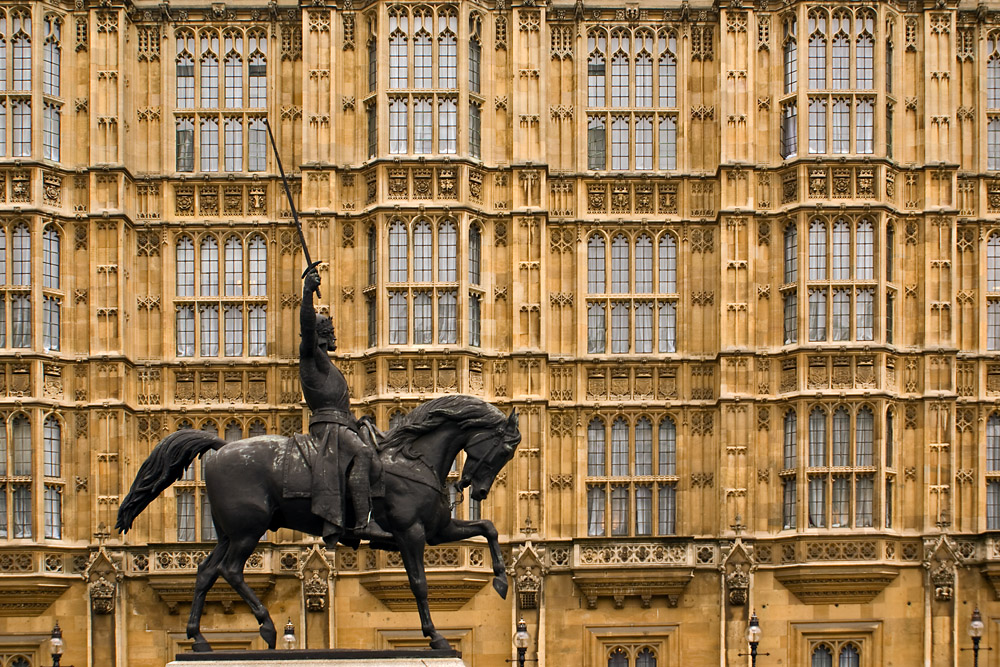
[516,568,541,610]
[90,574,116,614]
[930,561,955,601]
[304,570,328,611]
[726,564,750,606]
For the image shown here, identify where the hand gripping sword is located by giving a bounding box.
[263,118,321,297]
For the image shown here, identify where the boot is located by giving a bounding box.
[348,465,393,542]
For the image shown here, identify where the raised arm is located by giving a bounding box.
[300,269,321,357]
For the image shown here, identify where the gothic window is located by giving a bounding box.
[389,9,408,88]
[832,98,849,153]
[42,103,59,161]
[587,415,678,537]
[176,117,195,171]
[469,15,482,93]
[784,224,798,283]
[12,99,29,157]
[224,118,242,172]
[783,15,797,94]
[831,11,850,89]
[389,221,407,282]
[856,11,874,89]
[856,98,874,153]
[832,220,850,279]
[389,98,407,153]
[588,303,606,353]
[11,10,29,92]
[42,296,58,351]
[438,221,457,281]
[588,234,606,293]
[438,98,456,154]
[808,10,827,90]
[367,226,378,286]
[784,410,798,468]
[611,30,629,107]
[366,104,377,158]
[812,645,833,667]
[809,220,827,279]
[658,31,677,107]
[367,28,377,93]
[470,103,481,158]
[635,116,653,170]
[0,414,33,538]
[413,222,432,281]
[0,13,7,92]
[175,234,267,358]
[635,31,653,107]
[11,224,28,287]
[611,116,628,169]
[200,31,220,108]
[782,410,798,529]
[177,32,195,108]
[658,116,676,170]
[587,115,606,169]
[611,235,629,293]
[223,31,243,108]
[413,12,432,88]
[856,220,874,279]
[588,30,607,107]
[42,226,58,289]
[200,117,219,171]
[808,97,826,153]
[248,118,266,171]
[989,414,1000,472]
[413,97,434,154]
[780,101,797,158]
[42,416,61,538]
[438,11,457,88]
[248,30,267,108]
[990,479,1000,530]
[469,292,481,347]
[43,16,60,97]
[990,31,1000,112]
[635,235,653,293]
[469,224,481,285]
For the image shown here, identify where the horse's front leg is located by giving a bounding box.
[431,519,508,600]
[397,524,451,650]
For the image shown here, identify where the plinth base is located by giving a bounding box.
[168,648,466,667]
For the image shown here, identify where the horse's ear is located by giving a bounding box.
[506,409,519,431]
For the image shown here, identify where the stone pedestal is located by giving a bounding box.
[167,649,467,667]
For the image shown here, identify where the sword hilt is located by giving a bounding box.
[302,260,323,299]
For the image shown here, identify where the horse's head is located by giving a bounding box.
[459,409,521,501]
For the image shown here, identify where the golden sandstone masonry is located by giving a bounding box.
[0,0,997,664]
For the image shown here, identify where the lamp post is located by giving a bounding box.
[969,608,985,667]
[282,619,297,651]
[746,611,763,667]
[513,618,529,667]
[50,622,64,667]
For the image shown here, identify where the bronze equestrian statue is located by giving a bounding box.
[116,271,521,652]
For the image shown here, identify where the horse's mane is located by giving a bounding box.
[380,395,506,456]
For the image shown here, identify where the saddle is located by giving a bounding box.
[280,419,386,502]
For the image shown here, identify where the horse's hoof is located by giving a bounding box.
[192,640,212,653]
[260,623,277,650]
[492,576,508,600]
[430,637,452,650]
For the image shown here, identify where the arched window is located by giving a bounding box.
[177,32,195,108]
[438,12,457,88]
[658,31,677,107]
[588,30,607,106]
[224,421,242,442]
[413,18,431,88]
[831,12,850,89]
[10,414,31,538]
[832,407,850,466]
[856,220,874,280]
[831,219,850,279]
[809,220,827,280]
[414,98,432,153]
[224,236,242,296]
[856,11,874,89]
[812,645,834,667]
[658,234,676,293]
[886,224,894,282]
[223,31,243,108]
[200,32,220,107]
[11,11,30,92]
[885,409,895,468]
[437,221,457,281]
[635,235,653,293]
[413,222,432,281]
[635,116,653,170]
[784,410,797,468]
[634,418,652,475]
[388,221,407,282]
[636,51,653,107]
[809,408,827,465]
[611,235,629,293]
[176,117,195,171]
[200,236,219,296]
[177,236,195,296]
[200,117,219,171]
[438,98,457,154]
[832,98,850,153]
[636,648,657,667]
[248,30,267,108]
[42,226,59,289]
[783,15,797,94]
[610,31,629,107]
[658,417,676,475]
[469,225,481,285]
[43,15,60,97]
[469,15,482,93]
[808,10,827,89]
[43,416,60,478]
[248,234,266,297]
[588,235,606,293]
[588,418,606,476]
[990,414,1000,473]
[249,419,267,437]
[389,8,408,89]
[856,407,873,466]
[588,303,606,353]
[784,224,798,283]
[366,226,377,286]
[608,647,628,667]
[611,417,628,476]
[839,644,860,667]
[0,12,8,92]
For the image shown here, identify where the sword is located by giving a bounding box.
[263,118,321,297]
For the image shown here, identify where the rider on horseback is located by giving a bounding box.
[301,267,390,546]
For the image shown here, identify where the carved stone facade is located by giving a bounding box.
[0,0,998,666]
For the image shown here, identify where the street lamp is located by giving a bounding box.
[282,619,297,651]
[50,622,64,667]
[736,611,770,667]
[513,618,529,667]
[970,608,985,667]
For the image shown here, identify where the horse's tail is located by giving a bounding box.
[116,430,227,534]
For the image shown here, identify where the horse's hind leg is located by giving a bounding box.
[397,524,450,650]
[187,534,230,652]
[218,534,277,649]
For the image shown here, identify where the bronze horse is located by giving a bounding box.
[116,395,521,651]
